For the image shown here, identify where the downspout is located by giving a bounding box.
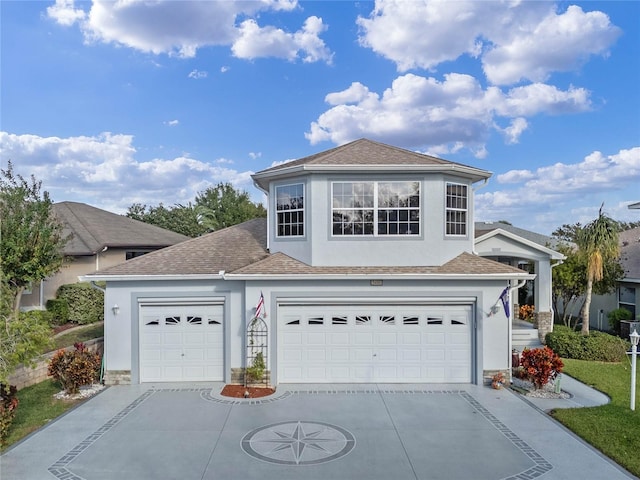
[507,279,528,375]
[96,246,108,271]
[39,280,45,310]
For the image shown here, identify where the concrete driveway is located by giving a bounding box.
[1,383,634,480]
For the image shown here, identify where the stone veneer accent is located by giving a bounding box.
[103,370,132,385]
[231,367,271,386]
[8,338,103,390]
[535,311,553,343]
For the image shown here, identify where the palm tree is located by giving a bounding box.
[577,204,620,335]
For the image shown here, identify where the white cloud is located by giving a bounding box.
[357,1,620,85]
[164,120,179,127]
[231,16,332,63]
[220,66,230,73]
[188,69,208,79]
[0,131,255,213]
[46,0,86,26]
[249,152,262,160]
[46,0,332,63]
[476,147,640,232]
[306,73,591,156]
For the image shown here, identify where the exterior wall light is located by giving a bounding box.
[112,304,120,316]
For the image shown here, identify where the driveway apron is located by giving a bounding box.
[1,383,634,480]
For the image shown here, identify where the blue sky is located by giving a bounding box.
[1,0,638,235]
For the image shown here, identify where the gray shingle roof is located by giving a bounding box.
[55,202,189,256]
[230,251,526,277]
[252,138,491,189]
[93,218,268,276]
[474,221,560,249]
[90,218,526,279]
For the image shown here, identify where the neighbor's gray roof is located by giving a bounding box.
[620,227,640,280]
[54,202,189,256]
[252,138,492,190]
[629,201,640,210]
[474,221,560,249]
[88,218,528,279]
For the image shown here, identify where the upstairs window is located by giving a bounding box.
[445,183,468,236]
[276,183,304,237]
[332,181,420,236]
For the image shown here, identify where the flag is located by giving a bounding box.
[254,291,265,318]
[499,287,510,318]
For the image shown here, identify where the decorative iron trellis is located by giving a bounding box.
[245,316,268,387]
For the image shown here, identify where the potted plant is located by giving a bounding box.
[491,372,506,389]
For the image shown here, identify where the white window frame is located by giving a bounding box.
[331,181,420,237]
[275,183,305,238]
[619,286,637,319]
[445,182,468,237]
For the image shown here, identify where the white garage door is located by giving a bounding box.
[139,304,224,382]
[279,304,472,383]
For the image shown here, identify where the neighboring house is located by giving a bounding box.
[85,139,540,386]
[588,226,640,329]
[20,201,190,310]
[629,202,640,210]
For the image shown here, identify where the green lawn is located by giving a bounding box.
[50,323,104,351]
[2,380,84,451]
[552,358,640,476]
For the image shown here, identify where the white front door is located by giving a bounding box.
[279,304,472,383]
[139,304,224,382]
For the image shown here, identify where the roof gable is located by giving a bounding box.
[55,202,189,256]
[474,228,565,260]
[620,227,640,280]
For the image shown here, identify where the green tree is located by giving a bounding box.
[195,183,266,232]
[126,202,202,237]
[0,161,65,382]
[551,221,624,330]
[0,161,68,312]
[576,205,621,335]
[127,183,266,236]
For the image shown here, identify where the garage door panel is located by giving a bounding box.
[140,304,224,382]
[279,304,472,383]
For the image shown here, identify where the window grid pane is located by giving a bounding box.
[276,184,304,237]
[332,181,420,236]
[445,183,467,236]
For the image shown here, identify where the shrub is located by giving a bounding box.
[0,384,18,447]
[520,346,563,389]
[245,352,266,383]
[56,283,104,325]
[608,308,632,335]
[48,342,101,394]
[46,298,70,325]
[546,326,629,362]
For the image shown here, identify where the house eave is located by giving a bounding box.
[224,273,535,281]
[252,164,491,190]
[79,274,225,282]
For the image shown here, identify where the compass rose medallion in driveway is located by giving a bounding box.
[241,421,356,465]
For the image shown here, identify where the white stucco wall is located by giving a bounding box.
[268,173,476,267]
[103,276,512,385]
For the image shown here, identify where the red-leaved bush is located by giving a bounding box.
[48,342,101,394]
[0,384,19,447]
[520,346,564,389]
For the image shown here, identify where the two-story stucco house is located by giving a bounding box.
[85,139,535,386]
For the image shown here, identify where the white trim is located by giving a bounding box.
[277,296,477,306]
[80,274,224,282]
[226,273,535,281]
[137,296,226,306]
[474,228,565,260]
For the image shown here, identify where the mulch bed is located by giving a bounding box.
[220,384,276,398]
[53,323,76,335]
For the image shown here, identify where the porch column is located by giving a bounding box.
[534,258,553,342]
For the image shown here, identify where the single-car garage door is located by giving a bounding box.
[279,304,472,383]
[139,304,224,382]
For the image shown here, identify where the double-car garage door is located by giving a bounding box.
[279,304,472,383]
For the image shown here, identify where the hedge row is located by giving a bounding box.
[545,325,629,362]
[46,283,104,325]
